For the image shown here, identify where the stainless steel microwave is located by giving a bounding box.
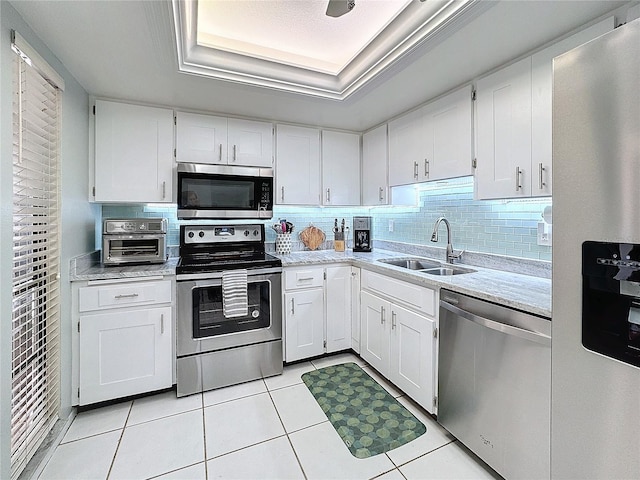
[176,163,273,220]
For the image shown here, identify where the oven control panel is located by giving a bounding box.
[183,224,263,244]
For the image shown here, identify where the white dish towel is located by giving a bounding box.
[222,269,248,318]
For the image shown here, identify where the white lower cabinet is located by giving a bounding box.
[72,277,174,406]
[360,270,438,413]
[283,264,353,362]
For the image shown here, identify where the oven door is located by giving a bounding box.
[102,234,167,265]
[176,271,282,357]
[177,163,273,219]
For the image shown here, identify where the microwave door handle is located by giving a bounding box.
[219,144,222,162]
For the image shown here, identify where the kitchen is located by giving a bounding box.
[1,1,639,479]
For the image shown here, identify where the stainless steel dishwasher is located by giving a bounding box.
[438,290,551,480]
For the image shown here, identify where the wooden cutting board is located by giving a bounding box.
[299,225,325,251]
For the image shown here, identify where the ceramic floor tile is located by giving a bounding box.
[204,392,285,458]
[399,441,501,480]
[374,468,407,480]
[203,378,266,407]
[362,366,404,398]
[62,400,131,443]
[289,421,396,480]
[127,390,202,426]
[110,409,205,480]
[38,430,120,480]
[264,361,315,391]
[270,383,328,433]
[206,436,304,480]
[153,462,207,479]
[310,352,369,369]
[385,396,456,467]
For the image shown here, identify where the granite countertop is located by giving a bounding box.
[275,249,552,318]
[70,256,179,281]
[70,248,551,318]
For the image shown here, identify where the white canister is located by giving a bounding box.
[276,233,292,254]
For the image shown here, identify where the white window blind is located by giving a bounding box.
[11,31,62,480]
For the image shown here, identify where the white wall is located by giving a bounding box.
[0,2,95,478]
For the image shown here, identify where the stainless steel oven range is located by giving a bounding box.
[175,223,283,397]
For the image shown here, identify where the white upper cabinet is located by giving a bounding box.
[175,111,227,164]
[388,107,425,186]
[424,85,474,181]
[530,17,614,197]
[389,85,473,187]
[176,112,273,167]
[227,118,273,167]
[362,124,389,205]
[477,17,613,200]
[475,57,533,200]
[321,130,361,206]
[93,100,174,203]
[275,124,321,205]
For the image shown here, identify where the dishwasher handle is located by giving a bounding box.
[440,300,551,347]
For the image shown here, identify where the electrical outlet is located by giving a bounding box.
[537,222,552,246]
[388,220,394,232]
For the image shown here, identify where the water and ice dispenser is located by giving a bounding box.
[582,241,640,367]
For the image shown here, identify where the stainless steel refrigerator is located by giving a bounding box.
[553,18,640,479]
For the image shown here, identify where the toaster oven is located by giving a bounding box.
[102,218,168,265]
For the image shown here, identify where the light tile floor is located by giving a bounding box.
[37,353,502,480]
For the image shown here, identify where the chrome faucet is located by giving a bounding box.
[431,217,464,264]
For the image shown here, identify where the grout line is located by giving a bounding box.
[146,461,206,480]
[105,401,133,479]
[201,392,209,480]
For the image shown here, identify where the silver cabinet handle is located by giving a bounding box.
[424,159,429,178]
[281,186,285,202]
[162,181,166,199]
[298,277,314,281]
[381,306,386,324]
[391,311,397,330]
[219,144,223,162]
[114,293,139,299]
[291,298,295,315]
[538,163,546,189]
[413,162,419,179]
[160,313,164,334]
[515,166,522,191]
[379,187,384,202]
[440,301,551,346]
[326,188,331,203]
[233,144,237,162]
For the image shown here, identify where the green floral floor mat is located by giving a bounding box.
[301,362,426,459]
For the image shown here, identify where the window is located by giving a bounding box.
[10,31,64,480]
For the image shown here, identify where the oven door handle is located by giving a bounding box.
[176,267,283,281]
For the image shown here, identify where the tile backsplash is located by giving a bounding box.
[101,176,552,261]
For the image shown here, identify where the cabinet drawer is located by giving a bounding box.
[79,279,172,312]
[284,267,324,290]
[361,270,436,317]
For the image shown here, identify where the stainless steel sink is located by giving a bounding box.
[422,266,476,276]
[378,258,441,270]
[378,257,476,275]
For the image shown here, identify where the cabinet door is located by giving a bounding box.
[350,267,361,354]
[228,118,273,167]
[276,124,321,205]
[175,111,228,165]
[79,306,172,405]
[94,100,173,202]
[425,85,474,181]
[325,265,352,353]
[476,57,532,199]
[388,108,425,186]
[284,289,324,362]
[530,17,614,197]
[362,125,388,205]
[389,303,436,413]
[321,130,361,205]
[360,291,390,375]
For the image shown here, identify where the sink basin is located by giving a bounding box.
[378,257,476,276]
[378,258,441,270]
[422,266,476,276]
